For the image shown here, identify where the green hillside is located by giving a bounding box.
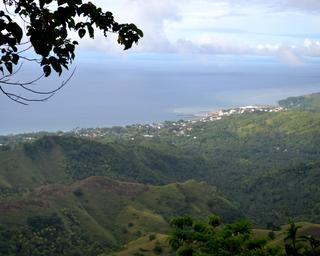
[113,234,171,256]
[0,178,240,255]
[1,93,320,253]
[0,135,213,190]
[1,108,320,227]
[237,161,320,226]
[279,92,320,111]
[114,221,320,256]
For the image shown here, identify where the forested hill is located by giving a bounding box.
[0,177,241,255]
[279,92,320,111]
[0,93,320,254]
[0,135,213,188]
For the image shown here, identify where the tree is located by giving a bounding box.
[169,215,320,256]
[284,221,302,255]
[168,215,282,256]
[0,0,143,104]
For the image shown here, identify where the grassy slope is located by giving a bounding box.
[114,222,320,256]
[113,234,171,256]
[18,135,214,185]
[1,94,320,228]
[1,110,320,227]
[0,140,70,189]
[169,110,320,226]
[268,222,320,247]
[0,177,241,248]
[0,93,320,252]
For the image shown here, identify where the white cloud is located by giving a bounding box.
[174,35,252,55]
[122,0,180,52]
[77,0,320,66]
[84,0,181,53]
[1,0,318,69]
[303,39,320,56]
[172,37,320,66]
[256,44,280,53]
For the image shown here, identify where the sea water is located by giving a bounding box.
[1,54,320,134]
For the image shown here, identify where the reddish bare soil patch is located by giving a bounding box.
[76,176,150,196]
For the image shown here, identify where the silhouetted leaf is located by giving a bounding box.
[78,28,86,38]
[11,54,19,65]
[7,22,23,42]
[43,65,51,77]
[5,62,12,74]
[51,61,62,75]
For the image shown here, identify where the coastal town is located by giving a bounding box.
[72,105,284,138]
[200,105,283,122]
[0,104,285,146]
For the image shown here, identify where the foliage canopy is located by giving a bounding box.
[0,0,143,103]
[169,215,320,256]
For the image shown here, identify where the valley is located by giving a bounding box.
[0,93,320,255]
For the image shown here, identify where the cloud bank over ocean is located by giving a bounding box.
[76,0,320,66]
[1,0,320,134]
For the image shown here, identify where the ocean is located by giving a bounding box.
[1,54,320,135]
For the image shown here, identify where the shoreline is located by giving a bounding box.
[2,90,320,138]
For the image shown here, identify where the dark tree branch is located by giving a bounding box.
[17,45,33,54]
[0,62,24,80]
[0,68,76,105]
[19,56,41,63]
[0,0,143,104]
[18,68,76,95]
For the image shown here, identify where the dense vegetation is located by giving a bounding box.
[0,176,242,254]
[2,111,320,226]
[23,135,213,185]
[279,93,320,112]
[168,215,320,256]
[0,213,109,256]
[0,93,320,254]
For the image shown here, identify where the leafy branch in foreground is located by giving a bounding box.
[0,0,143,104]
[168,215,320,256]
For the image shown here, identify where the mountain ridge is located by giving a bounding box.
[1,93,320,254]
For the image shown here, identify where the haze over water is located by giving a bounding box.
[1,0,320,135]
[1,55,319,135]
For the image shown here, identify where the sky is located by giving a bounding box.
[1,0,320,134]
[80,0,320,66]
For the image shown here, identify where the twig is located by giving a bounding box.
[0,67,76,104]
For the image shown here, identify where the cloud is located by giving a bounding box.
[220,0,320,12]
[171,37,320,66]
[1,0,318,70]
[81,0,182,53]
[175,35,252,55]
[120,0,181,52]
[303,39,320,56]
[76,0,320,66]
